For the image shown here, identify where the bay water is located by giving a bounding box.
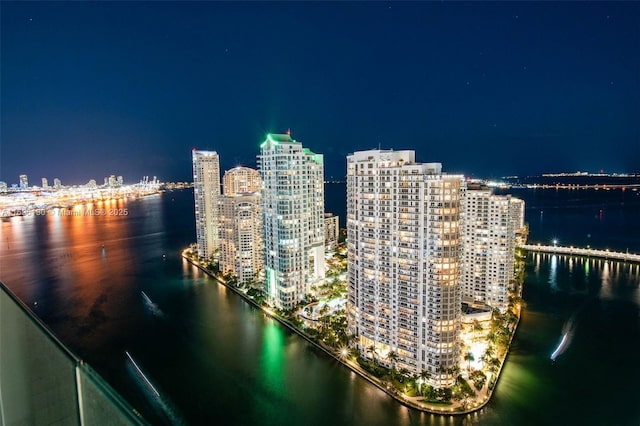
[0,186,638,425]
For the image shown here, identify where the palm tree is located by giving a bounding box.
[483,345,496,357]
[487,357,501,373]
[399,368,410,378]
[366,344,378,365]
[387,350,399,379]
[481,345,495,367]
[420,369,431,382]
[464,351,475,371]
[409,373,420,393]
[415,369,430,395]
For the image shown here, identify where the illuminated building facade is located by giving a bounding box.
[192,149,221,260]
[41,178,49,189]
[460,186,523,311]
[509,198,528,246]
[222,166,261,196]
[346,149,463,387]
[324,213,339,249]
[219,167,264,286]
[258,133,325,309]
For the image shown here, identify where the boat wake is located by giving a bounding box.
[125,351,185,425]
[550,332,570,361]
[550,312,577,361]
[141,291,164,318]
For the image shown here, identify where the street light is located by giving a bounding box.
[339,347,349,360]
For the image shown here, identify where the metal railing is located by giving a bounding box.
[0,281,147,426]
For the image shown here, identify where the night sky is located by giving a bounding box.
[1,2,639,184]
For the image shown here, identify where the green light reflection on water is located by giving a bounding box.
[261,320,285,393]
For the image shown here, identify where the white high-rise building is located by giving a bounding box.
[41,178,49,189]
[509,198,527,246]
[219,167,264,286]
[53,178,62,189]
[509,198,525,231]
[460,186,524,311]
[346,149,463,387]
[324,213,339,249]
[192,149,221,260]
[258,133,325,309]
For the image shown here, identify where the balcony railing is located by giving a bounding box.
[0,281,147,425]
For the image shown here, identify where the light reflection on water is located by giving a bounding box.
[600,261,611,300]
[548,254,558,288]
[528,252,640,304]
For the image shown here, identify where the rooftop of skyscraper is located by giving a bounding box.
[266,133,295,143]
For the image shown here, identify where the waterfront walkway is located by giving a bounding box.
[519,244,640,263]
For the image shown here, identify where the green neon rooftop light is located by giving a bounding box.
[260,133,297,148]
[260,134,278,149]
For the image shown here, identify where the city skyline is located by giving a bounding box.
[2,2,639,183]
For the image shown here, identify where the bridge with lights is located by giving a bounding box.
[519,244,640,263]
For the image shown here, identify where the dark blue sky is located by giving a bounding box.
[1,2,638,184]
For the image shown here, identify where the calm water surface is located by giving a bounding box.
[1,188,639,425]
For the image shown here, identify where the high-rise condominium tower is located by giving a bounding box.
[192,149,221,260]
[324,213,340,249]
[460,186,524,311]
[219,167,264,286]
[258,133,325,309]
[509,198,527,246]
[346,149,463,387]
[222,166,262,196]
